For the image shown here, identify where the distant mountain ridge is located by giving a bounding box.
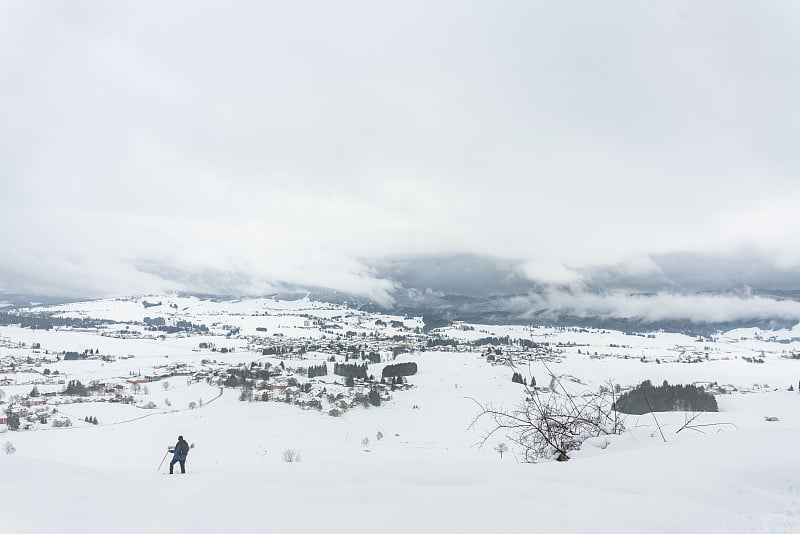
[4,252,800,335]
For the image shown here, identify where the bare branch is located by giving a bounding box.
[471,372,625,462]
[642,390,667,443]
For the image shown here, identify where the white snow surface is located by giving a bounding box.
[2,296,800,533]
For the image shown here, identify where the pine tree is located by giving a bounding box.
[368,388,381,407]
[65,380,88,396]
[7,413,20,431]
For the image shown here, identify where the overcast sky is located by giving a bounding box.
[1,1,799,304]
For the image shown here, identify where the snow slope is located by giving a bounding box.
[2,297,800,533]
[3,384,800,533]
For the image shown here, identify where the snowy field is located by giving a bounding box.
[2,296,800,533]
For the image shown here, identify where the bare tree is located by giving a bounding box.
[471,360,624,462]
[162,381,170,391]
[282,449,301,462]
[494,442,508,459]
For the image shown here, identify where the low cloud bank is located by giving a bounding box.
[508,289,800,324]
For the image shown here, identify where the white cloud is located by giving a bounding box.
[1,1,799,299]
[519,260,583,286]
[509,288,800,324]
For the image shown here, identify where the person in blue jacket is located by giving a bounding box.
[169,435,190,474]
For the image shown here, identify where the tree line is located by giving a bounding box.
[381,362,417,378]
[614,380,718,414]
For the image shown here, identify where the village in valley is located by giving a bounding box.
[2,294,799,434]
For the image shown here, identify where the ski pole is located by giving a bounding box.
[157,449,169,471]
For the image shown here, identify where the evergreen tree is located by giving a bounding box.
[368,388,381,407]
[65,380,88,396]
[614,380,718,414]
[7,413,20,431]
[381,362,417,378]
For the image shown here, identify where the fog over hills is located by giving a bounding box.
[366,253,800,332]
[5,252,799,334]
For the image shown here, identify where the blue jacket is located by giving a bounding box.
[172,439,189,461]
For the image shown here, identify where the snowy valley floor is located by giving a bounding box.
[4,373,800,533]
[3,296,800,533]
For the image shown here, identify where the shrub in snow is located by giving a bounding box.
[361,437,369,447]
[4,441,15,455]
[164,398,171,407]
[473,379,624,462]
[188,401,197,409]
[52,417,72,428]
[282,449,301,462]
[376,431,384,441]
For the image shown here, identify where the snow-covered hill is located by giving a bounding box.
[1,295,799,533]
